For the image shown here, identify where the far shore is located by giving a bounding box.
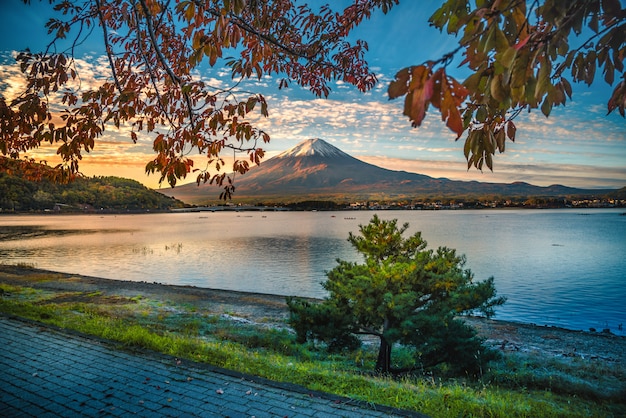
[2,205,626,216]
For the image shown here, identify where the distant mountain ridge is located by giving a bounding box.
[160,138,619,204]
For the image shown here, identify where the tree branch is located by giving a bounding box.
[130,2,176,129]
[194,1,374,81]
[95,0,123,93]
[354,327,383,338]
[136,0,196,128]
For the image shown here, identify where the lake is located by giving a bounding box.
[0,209,624,334]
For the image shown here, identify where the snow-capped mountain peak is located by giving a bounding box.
[276,138,351,159]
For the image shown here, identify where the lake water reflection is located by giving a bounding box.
[1,209,624,334]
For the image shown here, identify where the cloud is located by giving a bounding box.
[0,52,28,101]
[2,49,625,191]
[360,155,626,189]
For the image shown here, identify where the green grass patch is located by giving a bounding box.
[0,284,623,418]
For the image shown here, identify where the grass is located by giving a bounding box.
[1,281,624,418]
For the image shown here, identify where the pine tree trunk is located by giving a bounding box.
[375,317,392,373]
[375,335,392,373]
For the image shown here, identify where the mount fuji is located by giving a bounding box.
[159,138,614,204]
[275,137,353,159]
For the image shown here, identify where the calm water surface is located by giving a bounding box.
[1,209,624,334]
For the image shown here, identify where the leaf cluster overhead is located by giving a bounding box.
[1,0,623,193]
[0,0,397,197]
[389,0,625,171]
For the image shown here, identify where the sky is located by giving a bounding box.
[0,1,624,191]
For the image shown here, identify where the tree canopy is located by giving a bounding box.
[287,215,505,375]
[0,0,396,196]
[389,0,625,171]
[0,0,624,194]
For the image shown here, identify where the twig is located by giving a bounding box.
[95,0,123,93]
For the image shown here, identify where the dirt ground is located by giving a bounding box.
[1,264,624,368]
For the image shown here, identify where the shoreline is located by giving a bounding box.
[2,264,625,368]
[0,263,622,333]
[2,207,626,216]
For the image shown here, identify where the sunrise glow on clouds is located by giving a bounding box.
[0,2,624,191]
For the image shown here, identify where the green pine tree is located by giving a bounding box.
[287,215,506,375]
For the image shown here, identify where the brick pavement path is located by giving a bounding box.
[0,316,426,417]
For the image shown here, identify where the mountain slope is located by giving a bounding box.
[234,138,434,191]
[159,138,616,204]
[0,174,184,212]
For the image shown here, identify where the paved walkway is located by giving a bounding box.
[0,316,425,417]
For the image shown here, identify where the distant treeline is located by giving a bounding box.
[0,174,184,212]
[285,200,345,210]
[253,191,626,210]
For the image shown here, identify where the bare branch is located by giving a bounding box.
[95,0,123,93]
[136,0,196,128]
[130,1,176,129]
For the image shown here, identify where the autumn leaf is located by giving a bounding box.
[388,68,410,99]
[434,69,468,138]
[2,0,390,196]
[400,65,433,127]
[390,64,470,138]
[608,79,626,116]
[506,120,516,141]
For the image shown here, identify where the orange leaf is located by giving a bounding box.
[435,69,468,138]
[406,87,430,127]
[408,66,430,91]
[402,65,433,127]
[388,68,410,99]
[447,106,464,138]
[440,88,464,137]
